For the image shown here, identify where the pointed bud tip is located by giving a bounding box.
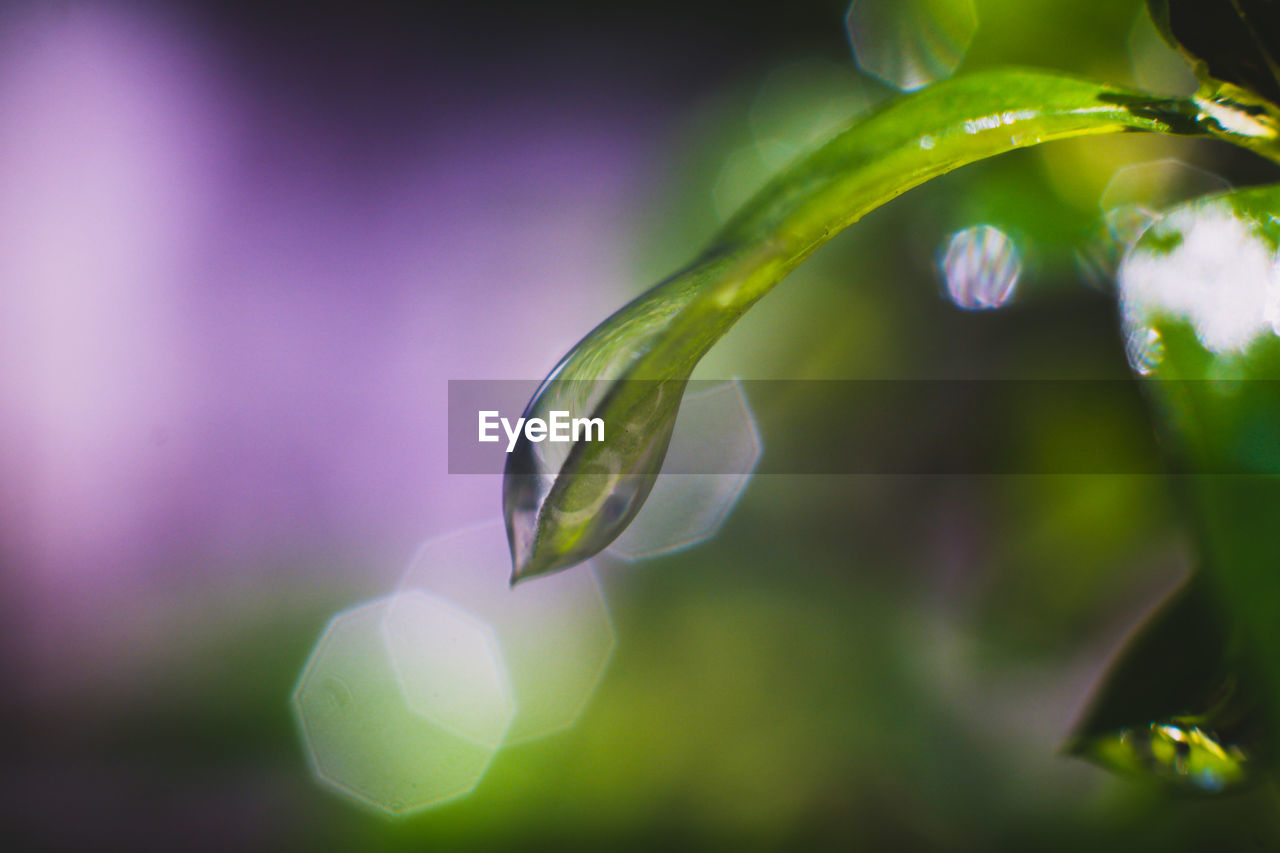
[509,565,542,587]
[507,540,549,586]
[509,542,581,586]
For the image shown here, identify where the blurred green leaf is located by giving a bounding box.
[1119,182,1280,782]
[1067,576,1268,792]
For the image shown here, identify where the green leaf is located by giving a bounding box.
[1066,575,1267,792]
[503,68,1280,583]
[1118,181,1280,778]
[1147,0,1280,106]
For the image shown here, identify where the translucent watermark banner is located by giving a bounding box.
[447,379,1280,475]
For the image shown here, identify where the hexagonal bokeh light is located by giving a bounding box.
[1101,159,1231,243]
[714,60,876,223]
[292,596,511,815]
[1127,5,1197,97]
[608,380,761,562]
[382,591,516,748]
[748,58,875,169]
[395,522,614,744]
[845,0,977,92]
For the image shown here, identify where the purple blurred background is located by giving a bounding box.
[0,3,845,843]
[0,0,682,702]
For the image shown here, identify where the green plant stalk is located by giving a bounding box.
[507,68,1280,584]
[1105,184,1280,773]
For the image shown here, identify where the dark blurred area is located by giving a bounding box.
[4,0,1280,849]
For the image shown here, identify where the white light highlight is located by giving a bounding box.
[1120,204,1280,354]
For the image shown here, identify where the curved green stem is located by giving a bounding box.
[505,68,1280,582]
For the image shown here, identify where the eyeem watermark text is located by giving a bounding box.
[449,378,1194,474]
[479,410,605,453]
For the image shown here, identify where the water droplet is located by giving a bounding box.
[502,248,763,582]
[845,0,978,91]
[1124,325,1164,376]
[505,366,685,580]
[939,225,1020,310]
